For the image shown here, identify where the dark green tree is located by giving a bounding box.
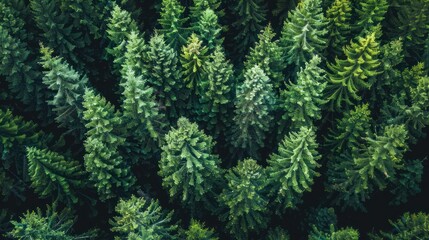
[230,65,276,158]
[183,219,218,240]
[194,8,223,54]
[325,32,381,111]
[110,195,178,239]
[189,0,223,22]
[266,227,290,240]
[370,212,429,240]
[354,0,388,36]
[83,89,135,201]
[389,159,423,205]
[326,0,352,57]
[158,0,188,50]
[158,117,223,214]
[267,127,321,211]
[219,159,269,240]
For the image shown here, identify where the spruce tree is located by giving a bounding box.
[325,32,381,111]
[230,65,276,158]
[244,24,285,89]
[267,127,321,211]
[110,195,178,239]
[158,0,188,50]
[26,147,85,204]
[158,117,223,214]
[194,8,223,54]
[83,89,135,201]
[189,0,223,22]
[370,212,429,240]
[281,55,326,130]
[389,159,423,205]
[230,0,267,59]
[354,0,388,36]
[121,31,147,81]
[39,45,88,138]
[280,0,328,69]
[219,159,269,240]
[326,0,352,57]
[183,219,218,240]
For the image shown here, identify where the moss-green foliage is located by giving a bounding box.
[389,159,423,205]
[110,195,178,240]
[194,8,223,54]
[158,0,188,50]
[371,212,429,239]
[267,127,321,211]
[219,159,269,240]
[183,219,218,240]
[189,0,223,23]
[326,0,352,57]
[354,0,388,36]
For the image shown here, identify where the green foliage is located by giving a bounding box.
[0,2,28,42]
[325,32,381,111]
[110,195,178,240]
[267,127,321,210]
[266,227,290,240]
[26,147,85,204]
[194,8,223,54]
[389,159,423,205]
[183,219,218,240]
[355,0,388,36]
[189,0,223,22]
[219,159,269,240]
[326,0,352,57]
[159,117,223,213]
[370,212,429,239]
[39,45,88,138]
[230,0,267,59]
[244,24,285,88]
[280,0,328,68]
[281,55,326,129]
[83,89,135,201]
[8,204,97,239]
[309,225,359,240]
[158,0,188,50]
[306,207,338,235]
[230,65,276,158]
[121,31,147,81]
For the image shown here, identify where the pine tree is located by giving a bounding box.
[354,0,388,36]
[159,117,223,214]
[326,0,352,57]
[280,0,328,69]
[230,0,267,59]
[189,0,223,22]
[325,32,381,111]
[145,33,187,121]
[110,195,178,239]
[39,45,88,138]
[389,159,423,205]
[8,204,97,239]
[306,207,338,236]
[244,24,285,89]
[219,159,269,240]
[106,4,139,75]
[194,8,223,54]
[267,127,321,211]
[158,0,188,50]
[230,65,276,158]
[26,147,85,204]
[121,30,147,81]
[82,89,135,201]
[183,219,218,240]
[0,2,29,42]
[370,212,429,240]
[281,55,327,130]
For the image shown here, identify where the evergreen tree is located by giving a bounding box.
[121,30,147,81]
[39,45,88,138]
[267,127,321,211]
[26,147,85,204]
[280,0,328,69]
[83,89,135,201]
[266,227,290,240]
[325,32,381,111]
[306,207,338,236]
[158,0,188,50]
[159,117,223,214]
[0,2,29,43]
[8,204,97,239]
[189,0,223,22]
[370,212,429,240]
[230,65,276,159]
[230,0,267,60]
[194,8,223,54]
[219,159,269,240]
[389,159,423,205]
[183,219,218,240]
[244,24,285,89]
[354,0,388,36]
[281,55,326,130]
[110,195,178,239]
[326,0,352,57]
[309,225,359,240]
[145,33,186,121]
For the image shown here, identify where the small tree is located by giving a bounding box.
[158,0,188,50]
[326,0,352,57]
[183,219,218,240]
[194,8,223,54]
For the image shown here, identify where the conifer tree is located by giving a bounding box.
[326,0,352,57]
[230,0,267,59]
[266,227,290,240]
[8,204,97,239]
[189,0,223,22]
[354,0,388,36]
[106,4,139,75]
[158,0,188,50]
[309,225,359,240]
[306,207,338,236]
[183,219,218,240]
[121,31,147,81]
[83,89,135,201]
[39,45,88,138]
[159,117,223,214]
[244,24,285,89]
[280,0,328,69]
[281,55,326,130]
[0,2,29,42]
[110,195,178,239]
[267,127,321,211]
[219,159,269,240]
[194,8,223,54]
[370,212,429,240]
[325,32,381,111]
[145,33,186,121]
[26,147,85,204]
[389,159,423,205]
[230,65,276,158]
